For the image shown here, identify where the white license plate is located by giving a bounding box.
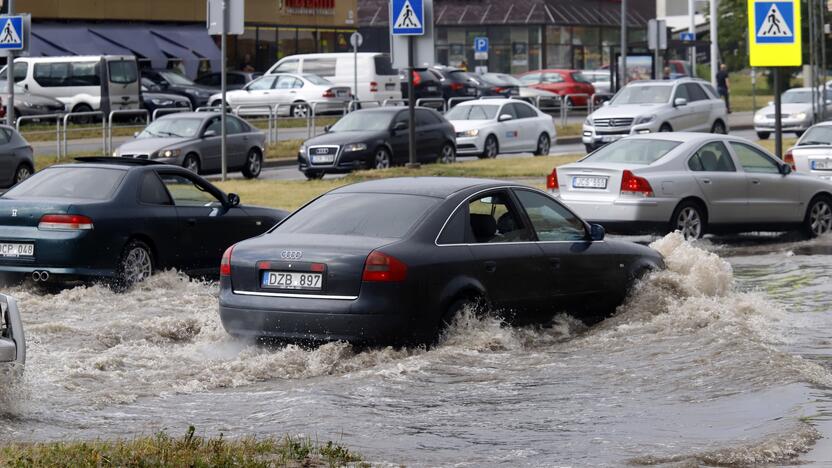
[812,160,832,170]
[262,271,322,290]
[601,135,623,143]
[311,154,335,164]
[385,83,397,90]
[466,89,477,95]
[427,86,437,92]
[336,90,347,97]
[572,176,608,189]
[0,243,33,257]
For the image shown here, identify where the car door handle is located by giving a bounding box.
[701,178,711,184]
[751,179,761,185]
[484,261,497,273]
[186,218,197,226]
[549,258,561,270]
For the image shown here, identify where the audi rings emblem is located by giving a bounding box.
[315,148,329,155]
[281,250,303,260]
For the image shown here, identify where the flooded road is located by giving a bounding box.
[2,232,832,466]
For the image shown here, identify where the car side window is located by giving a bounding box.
[685,83,708,102]
[0,129,11,145]
[520,73,541,84]
[140,172,173,205]
[674,84,689,101]
[12,62,26,82]
[415,109,435,127]
[273,59,298,73]
[730,142,781,174]
[159,174,221,206]
[688,141,736,172]
[204,118,222,136]
[225,117,244,135]
[248,76,276,90]
[436,207,467,245]
[275,75,297,90]
[512,103,537,119]
[291,78,304,89]
[467,191,532,243]
[514,189,587,242]
[499,104,518,120]
[543,73,564,83]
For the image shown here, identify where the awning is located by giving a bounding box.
[88,24,169,69]
[33,24,133,56]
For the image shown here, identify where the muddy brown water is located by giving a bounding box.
[2,232,832,467]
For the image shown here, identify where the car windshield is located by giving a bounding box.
[582,138,681,165]
[782,90,813,103]
[3,167,126,200]
[798,126,832,146]
[328,112,394,132]
[159,71,195,86]
[445,105,499,120]
[138,118,203,139]
[612,85,673,105]
[302,74,331,85]
[481,74,522,86]
[276,193,439,238]
[572,72,591,83]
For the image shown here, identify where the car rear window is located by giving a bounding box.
[799,126,832,146]
[373,55,397,76]
[276,193,439,238]
[582,139,681,165]
[3,167,126,200]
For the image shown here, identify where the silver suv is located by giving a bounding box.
[582,78,729,153]
[0,294,25,373]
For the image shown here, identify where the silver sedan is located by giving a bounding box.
[113,112,266,178]
[548,133,832,239]
[0,294,25,373]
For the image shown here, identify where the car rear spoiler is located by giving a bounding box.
[0,294,25,368]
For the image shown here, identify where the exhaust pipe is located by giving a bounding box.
[31,271,41,281]
[31,271,50,282]
[40,271,49,281]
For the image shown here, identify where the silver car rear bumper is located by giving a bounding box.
[562,197,676,225]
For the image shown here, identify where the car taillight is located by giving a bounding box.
[322,88,336,98]
[362,251,407,282]
[449,82,463,91]
[620,170,654,197]
[220,245,234,277]
[411,70,421,86]
[784,150,796,170]
[38,214,93,230]
[546,168,559,194]
[370,81,378,93]
[494,87,505,93]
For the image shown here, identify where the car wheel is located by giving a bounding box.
[373,147,391,169]
[757,131,771,140]
[481,135,498,159]
[183,154,200,174]
[290,102,309,118]
[438,142,456,164]
[304,170,324,181]
[13,164,32,185]
[710,120,727,134]
[437,296,481,339]
[534,133,550,156]
[659,123,673,132]
[584,143,596,154]
[114,240,153,290]
[670,201,706,240]
[804,196,832,237]
[241,149,262,179]
[72,103,94,124]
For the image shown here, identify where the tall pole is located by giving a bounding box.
[406,35,418,168]
[710,0,718,87]
[621,0,627,89]
[822,0,828,121]
[774,68,782,158]
[6,0,14,127]
[220,0,227,181]
[688,0,696,76]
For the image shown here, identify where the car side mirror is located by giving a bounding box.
[498,114,513,122]
[225,192,240,207]
[602,101,610,107]
[589,223,606,241]
[674,98,687,107]
[392,121,408,131]
[203,130,217,138]
[323,125,331,133]
[779,163,792,175]
[149,84,161,92]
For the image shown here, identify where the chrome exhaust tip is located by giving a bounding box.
[31,271,41,281]
[40,271,49,281]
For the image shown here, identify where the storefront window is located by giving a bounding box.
[447,28,466,68]
[236,27,257,71]
[547,45,571,69]
[319,30,335,53]
[297,29,316,54]
[278,28,296,59]
[572,27,599,47]
[546,26,571,45]
[509,27,530,74]
[256,27,277,72]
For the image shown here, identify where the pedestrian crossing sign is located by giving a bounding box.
[748,0,801,66]
[0,16,23,50]
[390,0,425,36]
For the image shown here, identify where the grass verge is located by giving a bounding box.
[215,154,581,211]
[0,426,364,468]
[266,139,303,161]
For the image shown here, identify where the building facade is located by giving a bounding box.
[358,0,655,73]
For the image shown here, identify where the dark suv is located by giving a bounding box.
[429,66,480,102]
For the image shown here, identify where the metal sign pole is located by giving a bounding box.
[406,35,418,168]
[220,0,227,181]
[620,0,627,88]
[6,0,13,126]
[774,68,782,157]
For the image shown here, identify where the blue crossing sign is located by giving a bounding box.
[679,32,696,42]
[0,16,23,50]
[754,1,795,44]
[391,0,425,36]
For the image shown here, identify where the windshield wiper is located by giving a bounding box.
[157,131,184,138]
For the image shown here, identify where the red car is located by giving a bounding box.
[517,69,596,107]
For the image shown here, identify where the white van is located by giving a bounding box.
[265,53,401,102]
[4,55,140,113]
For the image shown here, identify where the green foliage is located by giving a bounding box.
[715,0,748,70]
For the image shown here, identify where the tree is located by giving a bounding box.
[714,0,748,71]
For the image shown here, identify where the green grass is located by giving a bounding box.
[214,154,580,211]
[265,139,303,161]
[757,137,798,155]
[0,426,365,468]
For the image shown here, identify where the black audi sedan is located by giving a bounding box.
[298,107,456,180]
[0,158,287,288]
[219,178,664,345]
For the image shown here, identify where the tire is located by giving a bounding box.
[437,296,481,339]
[585,143,596,154]
[241,149,262,179]
[757,131,771,140]
[480,135,498,159]
[13,164,32,185]
[670,200,707,240]
[437,142,456,164]
[373,147,391,169]
[710,120,727,134]
[290,102,309,118]
[803,195,832,238]
[534,133,550,156]
[72,104,94,124]
[182,154,200,174]
[113,240,153,290]
[659,123,673,133]
[304,170,324,180]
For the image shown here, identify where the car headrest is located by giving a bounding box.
[497,212,518,234]
[700,150,718,170]
[470,213,497,242]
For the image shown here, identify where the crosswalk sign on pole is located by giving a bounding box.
[391,0,425,36]
[748,0,801,66]
[0,16,24,50]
